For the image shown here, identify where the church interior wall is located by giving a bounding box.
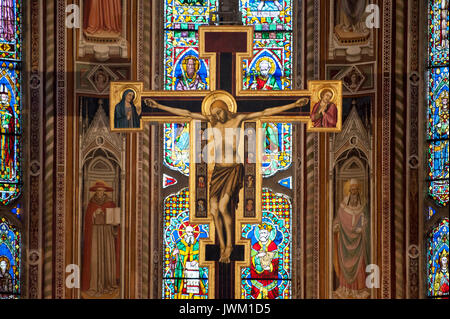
[11,0,437,300]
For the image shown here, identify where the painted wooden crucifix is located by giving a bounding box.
[109,26,342,298]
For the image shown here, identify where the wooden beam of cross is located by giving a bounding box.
[109,26,342,299]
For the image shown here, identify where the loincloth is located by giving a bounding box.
[209,164,244,206]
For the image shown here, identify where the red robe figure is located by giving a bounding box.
[0,84,15,177]
[250,224,279,299]
[83,0,122,37]
[81,181,120,297]
[250,59,281,91]
[311,89,338,128]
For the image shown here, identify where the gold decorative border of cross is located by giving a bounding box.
[108,79,343,133]
[108,25,343,299]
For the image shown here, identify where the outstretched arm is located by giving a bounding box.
[242,98,309,121]
[144,98,208,121]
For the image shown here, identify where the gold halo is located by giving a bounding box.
[120,87,139,104]
[0,256,10,271]
[343,179,362,197]
[255,56,276,75]
[317,87,336,103]
[181,55,200,74]
[202,90,237,116]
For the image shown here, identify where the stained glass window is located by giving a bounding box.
[0,216,21,298]
[240,0,293,91]
[162,1,296,299]
[429,0,450,66]
[429,206,437,220]
[10,203,20,220]
[0,0,20,61]
[163,0,217,91]
[241,189,292,299]
[427,218,449,298]
[0,0,21,206]
[262,122,292,178]
[162,189,210,299]
[163,0,213,299]
[427,0,449,207]
[164,123,190,176]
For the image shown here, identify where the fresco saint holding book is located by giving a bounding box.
[81,181,120,298]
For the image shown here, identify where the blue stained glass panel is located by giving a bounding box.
[0,216,21,298]
[242,33,293,91]
[428,0,449,66]
[164,123,190,176]
[428,67,449,140]
[164,30,210,91]
[428,140,449,180]
[429,206,437,220]
[262,123,292,178]
[427,218,449,298]
[428,1,449,207]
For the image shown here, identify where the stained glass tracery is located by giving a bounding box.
[427,218,449,298]
[427,0,450,207]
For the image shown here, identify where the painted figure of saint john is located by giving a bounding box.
[310,89,338,128]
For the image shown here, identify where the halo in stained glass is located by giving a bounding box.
[162,189,210,299]
[164,123,190,176]
[428,0,449,66]
[242,33,293,91]
[164,0,215,91]
[427,218,449,298]
[164,30,210,91]
[240,1,293,91]
[0,216,21,298]
[262,123,292,178]
[241,189,292,299]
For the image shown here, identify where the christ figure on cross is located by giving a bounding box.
[145,96,309,263]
